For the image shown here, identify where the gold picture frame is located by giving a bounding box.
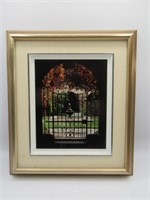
[7,30,137,175]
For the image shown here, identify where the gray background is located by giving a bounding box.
[0,0,149,199]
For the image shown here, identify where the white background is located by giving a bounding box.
[0,0,149,200]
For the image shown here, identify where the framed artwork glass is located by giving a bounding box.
[7,30,137,175]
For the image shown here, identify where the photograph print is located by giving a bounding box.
[28,53,113,155]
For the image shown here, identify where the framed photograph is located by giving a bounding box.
[7,30,137,175]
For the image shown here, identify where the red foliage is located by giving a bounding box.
[42,63,97,91]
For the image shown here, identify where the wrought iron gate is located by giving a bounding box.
[42,90,99,142]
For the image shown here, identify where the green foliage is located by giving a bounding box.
[51,92,69,115]
[42,116,99,129]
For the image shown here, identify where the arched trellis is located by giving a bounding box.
[41,63,100,142]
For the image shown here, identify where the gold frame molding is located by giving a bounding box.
[7,30,137,175]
